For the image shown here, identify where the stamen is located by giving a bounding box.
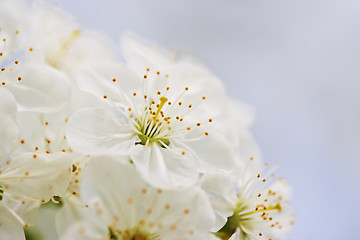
[240,203,282,218]
[154,97,168,119]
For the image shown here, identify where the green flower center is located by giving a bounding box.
[135,96,171,147]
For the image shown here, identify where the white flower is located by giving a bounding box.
[66,59,239,188]
[201,162,295,240]
[120,34,259,160]
[1,0,115,73]
[13,89,102,236]
[60,155,216,240]
[65,33,257,188]
[0,1,72,112]
[0,2,116,233]
[0,206,26,240]
[0,0,116,112]
[18,0,116,76]
[0,88,73,239]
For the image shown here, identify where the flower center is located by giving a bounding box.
[215,201,282,240]
[134,96,171,147]
[107,68,212,148]
[108,226,158,240]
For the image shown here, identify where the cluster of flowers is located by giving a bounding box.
[0,1,295,239]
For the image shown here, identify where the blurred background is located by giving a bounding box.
[46,0,360,239]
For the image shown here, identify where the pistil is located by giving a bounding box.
[154,96,168,120]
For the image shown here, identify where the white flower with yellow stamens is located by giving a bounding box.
[60,155,215,240]
[0,88,73,239]
[13,90,102,236]
[66,59,239,188]
[202,162,295,240]
[121,34,257,153]
[121,33,260,176]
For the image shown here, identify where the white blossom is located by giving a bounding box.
[65,33,258,188]
[0,88,73,239]
[121,34,257,158]
[0,2,296,239]
[0,0,71,112]
[0,0,117,112]
[60,155,216,240]
[202,162,295,240]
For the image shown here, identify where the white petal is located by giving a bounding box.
[0,206,25,240]
[60,222,103,240]
[0,0,28,31]
[148,186,216,240]
[0,88,18,157]
[268,178,292,198]
[81,155,144,229]
[16,90,104,155]
[56,197,92,237]
[15,111,44,154]
[0,152,73,200]
[200,172,238,231]
[235,131,263,180]
[130,144,199,188]
[165,62,227,109]
[81,156,215,239]
[3,63,71,112]
[66,108,135,155]
[2,194,40,226]
[180,127,238,172]
[76,62,141,105]
[120,33,175,73]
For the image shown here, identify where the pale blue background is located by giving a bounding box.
[47,0,360,239]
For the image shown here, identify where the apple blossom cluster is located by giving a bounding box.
[0,1,295,240]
